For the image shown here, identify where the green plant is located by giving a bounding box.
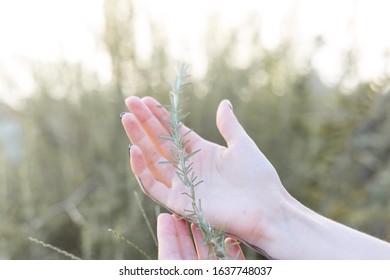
[159,65,231,259]
[108,229,152,260]
[28,237,82,260]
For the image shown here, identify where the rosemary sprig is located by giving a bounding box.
[160,64,229,259]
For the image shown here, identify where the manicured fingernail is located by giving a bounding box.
[128,144,133,156]
[226,100,233,110]
[120,112,126,120]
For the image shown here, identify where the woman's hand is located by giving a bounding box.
[121,96,289,257]
[122,96,390,260]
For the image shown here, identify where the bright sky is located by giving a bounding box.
[0,0,390,106]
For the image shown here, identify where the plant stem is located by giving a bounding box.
[161,64,229,259]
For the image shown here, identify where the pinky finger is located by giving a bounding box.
[130,144,171,210]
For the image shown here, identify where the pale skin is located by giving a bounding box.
[121,96,390,259]
[157,213,245,260]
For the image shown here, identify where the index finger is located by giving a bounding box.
[131,96,203,152]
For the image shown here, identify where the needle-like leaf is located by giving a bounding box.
[158,64,229,259]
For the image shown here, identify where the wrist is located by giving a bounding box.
[249,190,320,259]
[240,185,390,259]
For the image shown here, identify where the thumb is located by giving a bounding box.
[216,99,249,147]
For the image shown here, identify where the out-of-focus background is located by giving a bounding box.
[1,0,390,259]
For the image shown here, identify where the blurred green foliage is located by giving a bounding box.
[0,0,389,259]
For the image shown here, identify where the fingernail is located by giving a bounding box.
[120,112,126,120]
[128,144,133,156]
[227,100,233,110]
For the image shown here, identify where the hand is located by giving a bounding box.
[122,96,390,260]
[121,96,289,257]
[157,213,244,260]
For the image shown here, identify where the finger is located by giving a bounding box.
[172,214,197,260]
[225,238,245,260]
[191,223,217,260]
[216,99,249,148]
[130,144,172,205]
[125,96,173,158]
[122,113,174,186]
[157,213,185,259]
[141,96,172,132]
[142,96,204,151]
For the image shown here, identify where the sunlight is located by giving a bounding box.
[1,0,390,106]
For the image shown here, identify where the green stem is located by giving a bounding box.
[163,64,229,259]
